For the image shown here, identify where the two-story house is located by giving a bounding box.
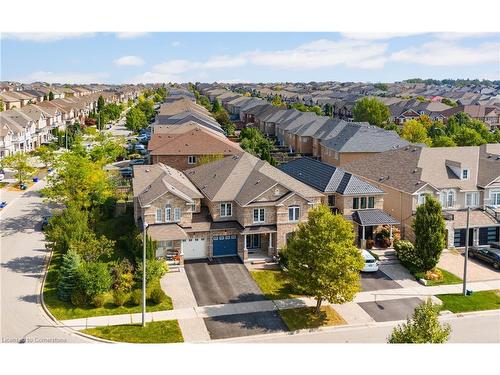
[279,157,399,248]
[343,144,500,248]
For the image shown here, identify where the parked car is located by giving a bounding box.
[135,144,146,151]
[488,242,500,250]
[360,249,378,272]
[0,201,7,209]
[469,246,500,270]
[119,167,133,178]
[0,170,5,181]
[129,158,147,166]
[41,214,53,230]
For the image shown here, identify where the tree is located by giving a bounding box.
[284,205,364,314]
[125,107,148,132]
[1,153,35,184]
[48,91,54,101]
[0,100,4,112]
[352,97,390,127]
[211,99,222,113]
[401,120,432,145]
[271,95,285,108]
[412,195,446,272]
[324,103,333,117]
[77,262,113,299]
[453,127,485,146]
[441,98,457,107]
[97,95,105,113]
[388,299,451,343]
[57,249,81,302]
[69,233,115,262]
[197,153,224,166]
[432,135,456,147]
[88,134,126,165]
[137,97,155,121]
[33,145,57,168]
[45,205,91,254]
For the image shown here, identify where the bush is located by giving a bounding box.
[380,237,392,248]
[149,287,166,305]
[394,240,423,271]
[278,248,289,269]
[71,289,87,307]
[57,249,81,302]
[130,289,143,306]
[366,239,375,249]
[91,294,107,308]
[112,290,128,307]
[135,258,169,285]
[77,262,113,299]
[416,268,444,282]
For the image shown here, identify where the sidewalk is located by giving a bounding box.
[60,279,500,337]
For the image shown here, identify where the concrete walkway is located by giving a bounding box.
[59,279,500,340]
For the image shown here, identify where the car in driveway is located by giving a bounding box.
[128,158,147,166]
[361,250,379,272]
[119,167,133,178]
[469,246,500,270]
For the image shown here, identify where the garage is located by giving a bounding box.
[213,235,238,257]
[182,236,208,260]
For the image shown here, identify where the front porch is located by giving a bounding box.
[351,209,400,249]
[241,225,277,263]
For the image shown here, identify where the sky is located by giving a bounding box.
[1,32,499,84]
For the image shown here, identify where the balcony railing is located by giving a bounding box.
[485,205,500,222]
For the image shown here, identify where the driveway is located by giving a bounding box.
[438,251,500,281]
[358,297,422,322]
[184,257,268,306]
[360,270,402,292]
[184,257,288,339]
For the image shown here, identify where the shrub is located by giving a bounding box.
[366,239,375,249]
[418,268,443,281]
[149,287,166,305]
[135,258,169,285]
[130,289,143,306]
[380,237,392,248]
[71,289,87,307]
[394,240,422,271]
[57,249,81,302]
[112,259,135,292]
[112,290,128,307]
[77,262,113,299]
[278,248,289,269]
[91,294,107,308]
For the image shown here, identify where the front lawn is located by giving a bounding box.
[437,290,500,313]
[250,270,304,300]
[414,268,462,286]
[279,306,346,331]
[81,320,183,343]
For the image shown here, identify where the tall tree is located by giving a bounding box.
[57,249,82,302]
[1,153,35,184]
[388,299,451,343]
[352,97,390,127]
[211,99,222,113]
[413,195,446,271]
[401,119,432,145]
[97,95,105,113]
[34,145,57,168]
[284,205,364,314]
[125,107,148,132]
[48,91,54,101]
[45,205,91,254]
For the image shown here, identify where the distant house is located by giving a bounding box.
[441,105,500,129]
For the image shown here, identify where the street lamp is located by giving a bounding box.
[462,206,471,296]
[142,221,148,327]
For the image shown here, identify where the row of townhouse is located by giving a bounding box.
[0,89,141,158]
[343,144,500,248]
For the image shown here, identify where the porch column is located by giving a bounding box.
[268,232,274,256]
[389,225,394,247]
[361,226,366,249]
[243,234,248,261]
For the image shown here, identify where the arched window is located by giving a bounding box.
[165,204,171,222]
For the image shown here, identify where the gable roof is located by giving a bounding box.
[278,157,384,195]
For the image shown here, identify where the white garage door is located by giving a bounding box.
[181,237,207,260]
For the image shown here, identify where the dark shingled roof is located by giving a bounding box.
[278,157,384,195]
[352,209,399,226]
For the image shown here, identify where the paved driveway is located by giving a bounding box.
[358,297,422,322]
[184,257,268,306]
[360,270,402,292]
[438,251,500,281]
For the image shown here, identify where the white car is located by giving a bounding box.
[361,250,379,272]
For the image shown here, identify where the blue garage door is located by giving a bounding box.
[213,235,237,257]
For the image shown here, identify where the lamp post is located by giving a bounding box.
[142,221,148,327]
[462,206,471,296]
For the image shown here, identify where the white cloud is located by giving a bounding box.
[114,55,145,66]
[171,41,181,47]
[1,32,95,42]
[433,32,499,41]
[115,32,149,39]
[246,39,389,69]
[341,32,423,41]
[390,41,500,66]
[18,71,109,84]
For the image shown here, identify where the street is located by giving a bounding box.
[0,181,89,343]
[224,310,500,343]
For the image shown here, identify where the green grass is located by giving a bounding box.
[250,270,304,300]
[81,320,183,343]
[437,290,500,313]
[414,268,462,286]
[279,306,346,331]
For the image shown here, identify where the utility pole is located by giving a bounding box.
[462,206,471,296]
[142,221,148,327]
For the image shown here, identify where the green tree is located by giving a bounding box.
[125,107,148,132]
[137,98,155,121]
[324,103,333,117]
[211,99,222,113]
[33,145,57,168]
[0,100,4,112]
[412,195,446,272]
[441,98,457,107]
[271,95,285,108]
[48,91,54,101]
[353,97,390,127]
[45,205,91,254]
[197,153,224,166]
[69,233,115,262]
[453,127,485,146]
[401,120,432,145]
[57,249,82,302]
[284,205,364,314]
[97,95,105,113]
[1,153,35,184]
[77,262,113,299]
[135,258,169,285]
[88,134,126,165]
[388,299,451,343]
[432,135,456,147]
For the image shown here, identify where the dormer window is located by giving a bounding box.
[462,169,469,180]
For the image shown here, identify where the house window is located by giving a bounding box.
[174,208,181,222]
[158,240,173,250]
[187,155,197,165]
[353,196,374,209]
[447,191,454,208]
[288,206,300,221]
[328,195,336,207]
[165,205,171,222]
[462,169,469,180]
[465,192,479,207]
[220,203,232,217]
[155,208,162,223]
[368,197,375,208]
[492,191,500,206]
[417,193,427,206]
[190,203,196,212]
[246,234,261,249]
[253,208,265,223]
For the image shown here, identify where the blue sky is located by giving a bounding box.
[1,32,499,84]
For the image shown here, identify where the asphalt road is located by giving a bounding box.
[0,181,89,343]
[225,310,500,343]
